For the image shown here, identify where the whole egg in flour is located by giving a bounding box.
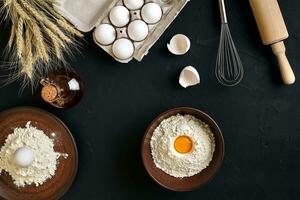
[13,147,35,167]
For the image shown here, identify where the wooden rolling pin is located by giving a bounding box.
[249,0,295,85]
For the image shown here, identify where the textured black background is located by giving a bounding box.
[1,0,300,199]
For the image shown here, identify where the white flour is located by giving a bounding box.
[150,114,215,178]
[0,122,66,187]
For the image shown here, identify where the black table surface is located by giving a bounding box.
[0,0,300,199]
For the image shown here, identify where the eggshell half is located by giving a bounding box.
[179,66,200,88]
[167,34,191,55]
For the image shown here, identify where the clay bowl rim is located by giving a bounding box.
[0,106,78,200]
[141,107,225,192]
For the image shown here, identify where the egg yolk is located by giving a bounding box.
[174,136,193,154]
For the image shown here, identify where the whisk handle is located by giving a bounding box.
[219,0,228,24]
[271,41,295,85]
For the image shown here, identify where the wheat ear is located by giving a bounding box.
[57,19,83,37]
[8,6,17,48]
[2,0,82,83]
[19,0,72,43]
[3,0,13,8]
[16,17,24,61]
[8,24,15,48]
[30,22,49,62]
[43,26,65,59]
[12,0,30,20]
[33,0,83,37]
[21,27,33,78]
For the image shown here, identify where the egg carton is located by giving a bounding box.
[54,0,189,63]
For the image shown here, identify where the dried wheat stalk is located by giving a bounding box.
[1,0,83,82]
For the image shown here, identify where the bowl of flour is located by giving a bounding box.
[141,107,224,191]
[0,107,78,200]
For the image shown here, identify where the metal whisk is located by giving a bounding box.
[215,0,244,86]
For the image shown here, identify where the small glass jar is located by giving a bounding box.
[40,70,84,109]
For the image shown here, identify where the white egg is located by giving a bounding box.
[109,6,130,27]
[123,0,144,10]
[13,147,35,167]
[94,24,116,45]
[141,3,162,24]
[112,38,134,60]
[127,20,149,41]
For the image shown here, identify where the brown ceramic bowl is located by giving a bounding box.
[141,107,225,192]
[0,107,78,200]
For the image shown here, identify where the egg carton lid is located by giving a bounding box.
[54,0,118,32]
[54,0,190,61]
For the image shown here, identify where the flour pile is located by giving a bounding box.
[150,114,215,178]
[0,122,65,187]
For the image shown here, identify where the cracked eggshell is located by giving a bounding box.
[167,34,191,55]
[179,66,200,88]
